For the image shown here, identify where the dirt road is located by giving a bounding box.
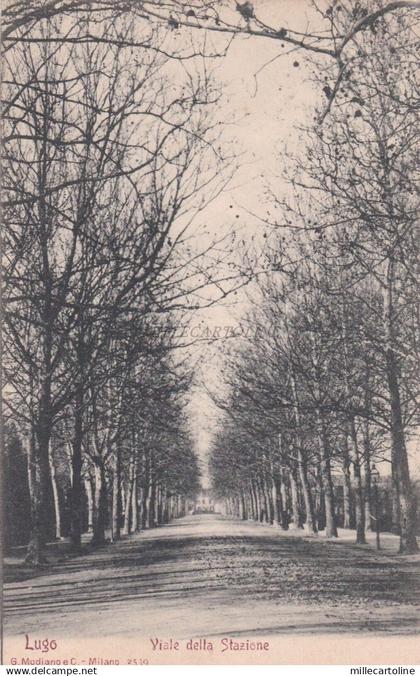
[4,514,420,640]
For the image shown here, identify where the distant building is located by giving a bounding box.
[193,489,215,514]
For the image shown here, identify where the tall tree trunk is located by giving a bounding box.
[111,447,122,541]
[252,480,261,521]
[25,129,55,566]
[91,456,107,545]
[263,478,273,523]
[142,481,150,528]
[84,475,94,533]
[248,484,255,520]
[172,493,178,519]
[340,297,364,541]
[49,445,61,540]
[277,473,289,529]
[391,464,401,535]
[297,451,317,534]
[258,479,266,522]
[70,386,83,550]
[148,479,156,528]
[317,411,338,538]
[244,490,251,520]
[156,484,164,524]
[353,460,366,543]
[289,377,317,533]
[289,467,301,529]
[123,479,133,535]
[349,422,366,544]
[179,495,185,517]
[240,489,247,520]
[131,472,139,532]
[384,263,417,553]
[250,481,259,520]
[315,464,326,531]
[123,454,135,535]
[26,410,52,565]
[272,474,288,529]
[25,430,49,565]
[280,468,289,525]
[272,476,280,525]
[141,451,150,529]
[363,421,373,531]
[362,366,373,532]
[162,489,170,523]
[138,485,144,526]
[387,364,417,552]
[341,444,353,529]
[268,480,275,524]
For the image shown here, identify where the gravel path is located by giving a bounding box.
[4,514,420,639]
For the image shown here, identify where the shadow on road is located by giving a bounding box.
[4,514,420,636]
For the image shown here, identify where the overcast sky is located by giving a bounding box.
[184,3,325,485]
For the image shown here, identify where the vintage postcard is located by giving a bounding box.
[1,0,419,668]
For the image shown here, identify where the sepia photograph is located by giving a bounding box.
[1,0,419,668]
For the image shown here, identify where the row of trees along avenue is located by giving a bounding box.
[2,11,248,564]
[2,1,419,562]
[209,2,419,554]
